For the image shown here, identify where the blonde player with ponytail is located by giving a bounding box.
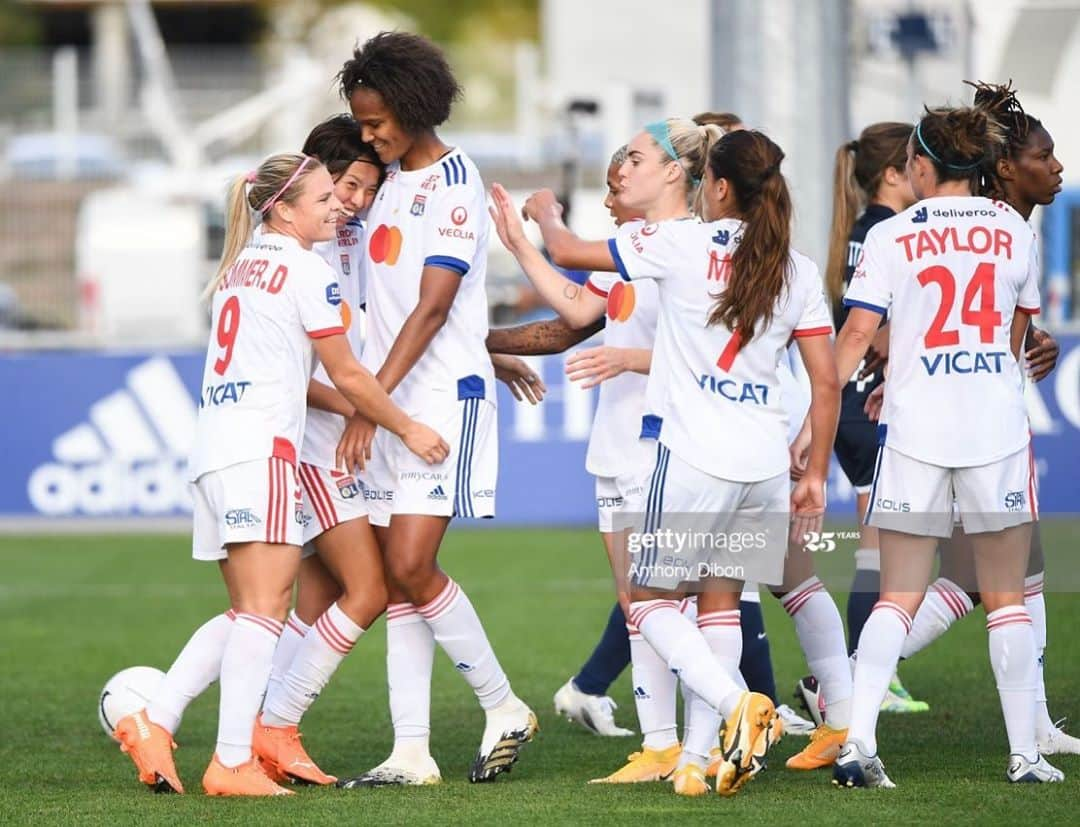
[112,153,446,797]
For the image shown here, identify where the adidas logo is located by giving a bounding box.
[454,661,474,673]
[27,357,196,517]
[428,485,448,501]
[633,686,651,699]
[912,206,928,223]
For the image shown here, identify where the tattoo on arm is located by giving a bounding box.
[486,317,603,356]
[563,283,581,300]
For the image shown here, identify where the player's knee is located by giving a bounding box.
[385,554,438,599]
[338,581,388,627]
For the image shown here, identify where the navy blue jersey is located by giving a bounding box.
[835,203,893,423]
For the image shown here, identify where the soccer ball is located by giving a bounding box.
[98,666,165,739]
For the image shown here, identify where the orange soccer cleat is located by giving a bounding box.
[202,754,294,796]
[252,714,337,785]
[114,709,184,794]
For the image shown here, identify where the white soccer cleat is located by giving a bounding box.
[1007,753,1065,784]
[553,678,634,737]
[470,694,539,782]
[776,703,816,736]
[1037,720,1080,756]
[832,740,896,789]
[336,753,442,788]
[793,675,825,727]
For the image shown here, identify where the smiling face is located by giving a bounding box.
[348,87,411,165]
[615,131,677,214]
[271,164,340,246]
[333,160,382,224]
[1003,125,1064,208]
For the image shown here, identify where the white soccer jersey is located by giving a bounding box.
[189,232,345,479]
[844,196,1039,467]
[361,148,494,412]
[610,218,833,482]
[584,221,660,478]
[302,218,367,468]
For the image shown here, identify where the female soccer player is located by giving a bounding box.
[113,152,448,796]
[831,104,1063,787]
[893,82,1077,755]
[794,122,929,718]
[491,123,843,796]
[332,32,537,788]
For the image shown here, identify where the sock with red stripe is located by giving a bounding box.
[628,599,743,719]
[1025,573,1055,741]
[146,609,235,734]
[987,606,1038,761]
[781,577,852,727]
[627,622,678,751]
[386,604,436,760]
[900,577,973,659]
[848,601,912,755]
[263,603,364,727]
[217,613,283,767]
[681,609,742,765]
[418,578,510,710]
[264,610,309,713]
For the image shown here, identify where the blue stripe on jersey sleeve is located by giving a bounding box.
[441,160,454,185]
[842,297,888,316]
[454,155,467,184]
[607,238,631,281]
[425,254,469,276]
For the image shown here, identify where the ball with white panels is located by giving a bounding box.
[98,666,164,739]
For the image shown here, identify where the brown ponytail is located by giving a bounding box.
[706,130,792,344]
[913,105,1005,187]
[824,123,912,304]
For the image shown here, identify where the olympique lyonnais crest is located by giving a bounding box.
[411,194,427,216]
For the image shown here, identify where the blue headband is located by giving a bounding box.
[645,120,701,188]
[915,122,982,172]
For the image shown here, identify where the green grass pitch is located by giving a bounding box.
[2,524,1079,825]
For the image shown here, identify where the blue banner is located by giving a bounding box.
[1,340,1078,524]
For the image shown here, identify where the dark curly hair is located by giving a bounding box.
[301,114,384,181]
[966,80,1044,200]
[337,31,462,135]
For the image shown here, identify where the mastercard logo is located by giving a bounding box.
[606,281,636,322]
[369,224,403,265]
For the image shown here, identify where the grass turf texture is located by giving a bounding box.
[2,524,1079,825]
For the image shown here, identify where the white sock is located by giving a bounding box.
[628,600,742,719]
[216,613,283,767]
[627,621,678,751]
[900,577,973,659]
[386,603,435,758]
[683,609,742,761]
[264,611,309,710]
[781,577,852,728]
[263,603,364,727]
[987,606,1038,762]
[418,578,510,711]
[854,547,880,571]
[1025,573,1054,740]
[848,601,912,756]
[146,609,235,734]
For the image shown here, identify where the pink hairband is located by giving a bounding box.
[257,155,313,214]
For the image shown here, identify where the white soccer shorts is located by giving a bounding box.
[628,443,789,591]
[595,472,648,533]
[865,444,1037,538]
[359,394,497,527]
[297,462,369,545]
[191,457,303,561]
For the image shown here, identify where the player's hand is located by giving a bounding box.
[1025,327,1060,382]
[565,346,630,389]
[492,353,546,404]
[401,421,450,466]
[788,421,812,482]
[790,473,826,547]
[863,383,885,422]
[489,183,528,253]
[522,188,563,223]
[336,414,376,473]
[858,326,890,380]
